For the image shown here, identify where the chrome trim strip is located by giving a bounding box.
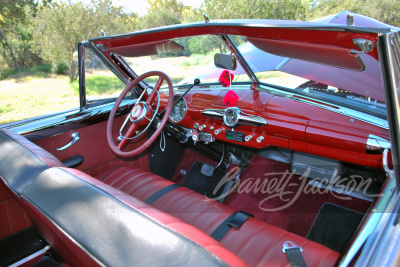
[88,41,130,86]
[9,99,137,135]
[239,110,268,126]
[276,58,290,70]
[367,134,391,152]
[383,148,394,175]
[202,108,267,127]
[356,189,400,266]
[339,177,396,267]
[257,85,389,129]
[9,245,51,267]
[202,108,225,117]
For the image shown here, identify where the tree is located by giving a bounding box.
[204,0,309,21]
[308,0,400,27]
[138,0,184,29]
[0,0,42,70]
[356,0,400,26]
[29,0,138,81]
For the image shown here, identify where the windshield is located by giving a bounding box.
[122,35,250,87]
[121,34,386,117]
[233,38,386,117]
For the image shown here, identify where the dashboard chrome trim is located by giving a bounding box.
[202,107,267,127]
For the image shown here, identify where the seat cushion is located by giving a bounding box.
[21,167,247,267]
[97,166,340,267]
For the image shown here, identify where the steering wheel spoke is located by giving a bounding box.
[118,123,139,150]
[146,77,164,106]
[107,71,174,157]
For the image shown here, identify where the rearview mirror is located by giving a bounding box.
[214,53,237,70]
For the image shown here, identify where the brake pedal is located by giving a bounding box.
[201,163,215,177]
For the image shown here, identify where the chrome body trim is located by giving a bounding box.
[276,58,290,70]
[6,99,137,135]
[367,134,391,152]
[202,107,267,127]
[202,108,225,117]
[9,245,51,267]
[339,177,396,267]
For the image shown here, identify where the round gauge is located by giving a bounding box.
[169,95,187,123]
[223,108,239,127]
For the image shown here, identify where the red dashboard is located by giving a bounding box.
[158,88,389,169]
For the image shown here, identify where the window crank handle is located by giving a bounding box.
[56,132,80,151]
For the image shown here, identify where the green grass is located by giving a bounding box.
[0,53,216,124]
[0,64,53,80]
[0,75,78,124]
[71,75,126,95]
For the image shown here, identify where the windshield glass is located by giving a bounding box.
[123,35,250,87]
[233,38,386,117]
[121,34,385,117]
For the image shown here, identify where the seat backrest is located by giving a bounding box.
[20,167,247,267]
[0,129,63,195]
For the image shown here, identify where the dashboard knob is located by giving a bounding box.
[198,126,204,131]
[209,125,214,130]
[256,136,264,143]
[245,135,253,142]
[214,129,222,135]
[192,130,199,141]
[202,124,206,129]
[193,123,199,129]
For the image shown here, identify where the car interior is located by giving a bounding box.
[0,19,397,267]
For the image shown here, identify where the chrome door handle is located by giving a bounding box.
[57,132,80,151]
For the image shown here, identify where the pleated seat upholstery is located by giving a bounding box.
[97,166,340,267]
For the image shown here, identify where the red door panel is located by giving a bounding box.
[34,117,150,176]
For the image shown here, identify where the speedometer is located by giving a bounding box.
[169,95,187,122]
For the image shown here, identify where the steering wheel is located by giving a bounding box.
[107,71,174,157]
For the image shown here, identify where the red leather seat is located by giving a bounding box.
[21,167,247,267]
[97,166,340,267]
[1,130,246,266]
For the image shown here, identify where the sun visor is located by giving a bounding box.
[247,37,364,71]
[108,40,184,57]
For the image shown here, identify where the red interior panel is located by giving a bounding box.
[34,117,150,173]
[0,182,32,239]
[93,24,380,60]
[247,37,363,70]
[157,88,389,168]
